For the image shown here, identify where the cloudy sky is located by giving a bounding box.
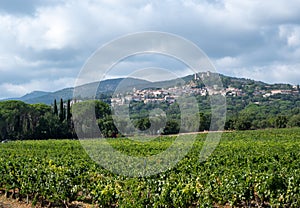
[0,0,300,99]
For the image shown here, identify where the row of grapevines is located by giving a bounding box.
[0,128,299,207]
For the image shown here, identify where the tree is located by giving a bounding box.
[0,114,7,141]
[235,116,251,130]
[43,112,64,139]
[199,113,210,131]
[0,101,32,140]
[287,115,300,127]
[66,99,71,122]
[149,116,167,135]
[225,118,235,130]
[53,99,58,116]
[30,103,52,139]
[59,98,65,122]
[134,118,151,131]
[162,120,180,135]
[72,100,118,138]
[98,115,118,138]
[274,115,288,128]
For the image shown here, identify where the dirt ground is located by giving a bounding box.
[0,195,95,208]
[0,195,32,208]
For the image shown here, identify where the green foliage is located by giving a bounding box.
[288,115,300,127]
[0,129,300,207]
[275,115,288,128]
[72,100,119,138]
[199,113,210,131]
[66,99,71,122]
[59,98,65,122]
[0,100,74,140]
[162,120,180,135]
[234,116,252,130]
[0,101,34,140]
[134,118,151,131]
[53,99,58,116]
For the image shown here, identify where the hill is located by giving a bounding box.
[2,78,151,105]
[1,72,299,105]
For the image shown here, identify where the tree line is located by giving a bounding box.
[0,99,206,141]
[0,97,300,141]
[0,99,74,141]
[225,104,300,131]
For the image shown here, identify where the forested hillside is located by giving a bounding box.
[0,73,299,141]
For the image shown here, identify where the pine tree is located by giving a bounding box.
[53,99,58,116]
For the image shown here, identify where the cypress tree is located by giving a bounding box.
[67,99,71,122]
[53,99,58,116]
[59,98,65,122]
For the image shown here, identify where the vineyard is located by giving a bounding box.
[0,128,300,207]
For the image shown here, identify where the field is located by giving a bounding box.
[0,128,300,207]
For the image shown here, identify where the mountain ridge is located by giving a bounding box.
[1,73,298,105]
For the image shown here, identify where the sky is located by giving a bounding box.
[0,0,300,99]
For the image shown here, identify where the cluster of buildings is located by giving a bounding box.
[111,80,229,106]
[111,80,299,106]
[262,89,299,97]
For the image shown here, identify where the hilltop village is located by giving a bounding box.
[111,72,299,106]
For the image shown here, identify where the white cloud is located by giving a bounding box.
[1,1,135,51]
[0,77,75,98]
[215,56,241,68]
[279,25,300,48]
[0,0,300,98]
[220,63,300,85]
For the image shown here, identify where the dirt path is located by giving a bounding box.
[166,130,234,137]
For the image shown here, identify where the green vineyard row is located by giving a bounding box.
[0,128,300,207]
